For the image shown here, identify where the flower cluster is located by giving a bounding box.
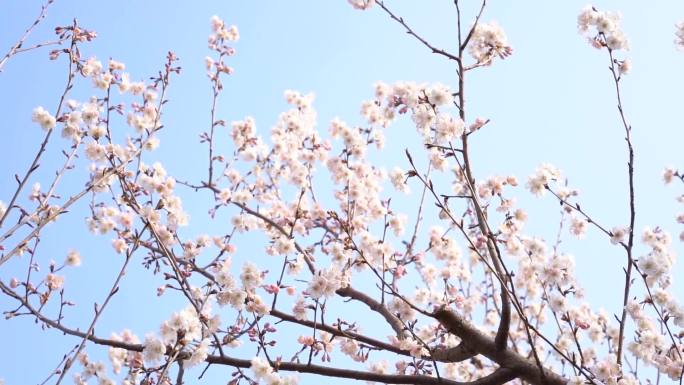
[214,260,270,316]
[637,227,675,287]
[626,300,683,380]
[250,357,298,385]
[31,106,56,130]
[210,15,239,43]
[306,265,348,299]
[578,6,629,51]
[526,163,561,196]
[207,15,238,84]
[467,21,513,64]
[108,330,142,378]
[74,354,114,385]
[11,6,684,385]
[141,306,215,369]
[389,167,410,194]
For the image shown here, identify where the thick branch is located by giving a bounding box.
[433,307,566,385]
[336,286,406,339]
[208,355,517,385]
[431,342,476,362]
[271,308,411,357]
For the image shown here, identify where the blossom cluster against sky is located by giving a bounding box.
[3,1,684,384]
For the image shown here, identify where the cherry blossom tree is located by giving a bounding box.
[2,1,684,385]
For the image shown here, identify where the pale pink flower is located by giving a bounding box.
[32,106,56,130]
[112,238,128,254]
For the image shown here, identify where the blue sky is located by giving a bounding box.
[2,1,684,384]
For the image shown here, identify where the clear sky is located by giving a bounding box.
[2,1,684,384]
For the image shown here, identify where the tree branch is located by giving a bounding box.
[0,0,55,72]
[336,286,406,339]
[376,1,461,63]
[0,283,517,385]
[433,307,567,385]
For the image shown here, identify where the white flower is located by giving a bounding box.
[65,250,82,267]
[467,21,512,64]
[369,360,389,374]
[218,188,232,204]
[210,16,239,41]
[217,289,247,310]
[570,217,588,238]
[547,292,567,312]
[592,354,620,382]
[526,163,561,196]
[435,114,465,142]
[215,269,235,290]
[222,25,240,41]
[307,266,347,299]
[112,238,128,254]
[430,149,449,171]
[340,338,359,357]
[610,227,627,244]
[93,72,113,89]
[144,136,160,151]
[663,167,676,184]
[578,6,629,51]
[142,334,166,364]
[210,15,224,32]
[250,356,273,379]
[618,59,631,75]
[233,189,253,205]
[82,57,103,77]
[185,339,210,367]
[46,273,64,290]
[240,262,263,291]
[205,56,214,71]
[85,141,106,162]
[274,236,296,255]
[389,167,410,193]
[293,297,308,320]
[246,295,270,315]
[389,213,407,236]
[108,59,125,71]
[428,84,453,106]
[348,0,375,10]
[389,298,416,321]
[32,106,56,130]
